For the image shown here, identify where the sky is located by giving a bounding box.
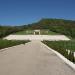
[0,0,75,26]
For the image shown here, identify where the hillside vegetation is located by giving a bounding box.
[22,19,75,38]
[0,26,24,38]
[0,18,75,38]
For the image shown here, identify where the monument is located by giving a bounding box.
[34,30,40,35]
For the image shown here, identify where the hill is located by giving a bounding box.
[0,18,75,38]
[22,18,75,38]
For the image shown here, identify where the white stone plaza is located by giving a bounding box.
[4,35,70,41]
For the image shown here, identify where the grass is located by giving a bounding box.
[13,30,59,35]
[43,40,75,51]
[43,40,75,63]
[13,30,33,35]
[0,39,29,49]
[45,31,60,35]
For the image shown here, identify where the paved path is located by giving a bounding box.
[0,41,75,75]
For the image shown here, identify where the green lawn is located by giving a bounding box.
[43,40,75,63]
[0,39,29,49]
[43,40,75,51]
[13,30,59,35]
[45,31,60,35]
[13,31,32,35]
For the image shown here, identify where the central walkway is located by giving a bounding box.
[0,41,75,75]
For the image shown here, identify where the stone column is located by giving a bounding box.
[34,32,35,35]
[39,31,40,35]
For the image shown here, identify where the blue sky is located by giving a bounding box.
[0,0,75,26]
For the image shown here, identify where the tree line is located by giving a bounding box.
[0,26,24,38]
[0,18,75,38]
[22,18,75,38]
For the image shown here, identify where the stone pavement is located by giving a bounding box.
[0,41,75,75]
